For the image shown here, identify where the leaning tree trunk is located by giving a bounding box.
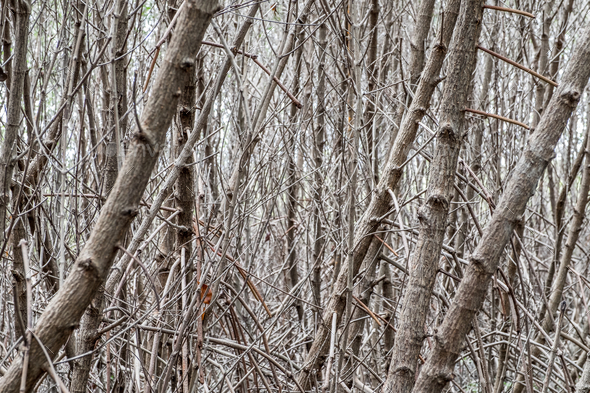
[71,0,127,389]
[382,1,484,392]
[296,1,462,388]
[0,1,219,391]
[412,19,590,393]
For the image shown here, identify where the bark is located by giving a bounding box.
[577,354,590,393]
[175,15,197,269]
[0,1,219,391]
[11,218,27,339]
[457,6,496,258]
[103,2,260,299]
[0,0,29,249]
[71,2,127,388]
[546,106,590,329]
[286,29,304,322]
[174,7,199,387]
[343,238,382,388]
[382,1,484,392]
[542,0,576,302]
[392,0,437,144]
[102,0,128,197]
[409,0,436,88]
[544,0,574,107]
[412,20,590,393]
[296,1,461,388]
[363,0,380,183]
[311,21,327,309]
[2,20,11,89]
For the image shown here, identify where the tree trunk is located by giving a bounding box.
[412,19,590,393]
[296,1,462,388]
[0,1,219,391]
[382,1,484,392]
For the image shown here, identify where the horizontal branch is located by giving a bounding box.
[477,45,558,87]
[465,107,530,129]
[201,40,257,59]
[483,4,535,18]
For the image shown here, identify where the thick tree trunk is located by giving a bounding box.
[0,1,219,391]
[412,20,590,393]
[382,1,484,392]
[296,1,461,388]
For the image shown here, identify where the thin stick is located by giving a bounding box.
[251,57,302,108]
[465,107,530,130]
[352,295,382,326]
[477,45,558,87]
[483,5,535,18]
[201,40,258,59]
[373,234,399,256]
[19,240,33,393]
[30,331,70,393]
[116,245,161,310]
[143,47,160,92]
[541,305,565,393]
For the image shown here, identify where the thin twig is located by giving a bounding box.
[465,107,530,130]
[477,45,558,87]
[483,5,535,18]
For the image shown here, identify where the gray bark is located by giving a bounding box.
[0,1,219,391]
[412,19,590,393]
[382,1,484,391]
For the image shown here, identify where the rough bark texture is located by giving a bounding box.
[578,354,590,393]
[296,1,461,388]
[0,0,29,247]
[286,31,304,322]
[409,0,436,88]
[174,23,197,263]
[0,1,219,391]
[103,2,260,299]
[382,1,484,392]
[412,20,590,393]
[311,21,327,309]
[71,1,128,390]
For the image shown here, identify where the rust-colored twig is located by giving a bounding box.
[465,107,530,130]
[143,46,160,93]
[483,5,535,18]
[373,234,399,256]
[353,295,382,326]
[197,221,272,317]
[251,57,303,108]
[477,45,558,87]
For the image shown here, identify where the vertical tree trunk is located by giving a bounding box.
[71,1,127,388]
[0,0,29,250]
[285,28,304,322]
[311,20,327,310]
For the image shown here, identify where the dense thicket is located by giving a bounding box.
[1,0,590,392]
